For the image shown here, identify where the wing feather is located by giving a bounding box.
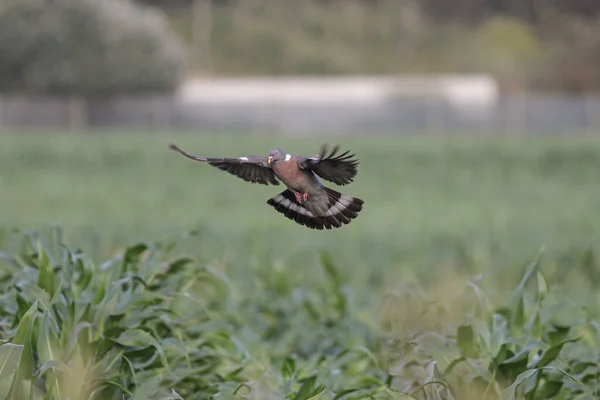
[297,144,359,186]
[169,143,279,186]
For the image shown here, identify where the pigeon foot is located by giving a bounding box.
[294,191,310,204]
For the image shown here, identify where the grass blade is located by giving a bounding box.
[0,344,24,399]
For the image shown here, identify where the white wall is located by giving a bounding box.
[177,75,499,109]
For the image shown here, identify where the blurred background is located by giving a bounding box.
[1,0,600,134]
[2,0,600,285]
[2,0,600,290]
[1,1,600,398]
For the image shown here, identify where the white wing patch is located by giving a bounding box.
[239,157,249,161]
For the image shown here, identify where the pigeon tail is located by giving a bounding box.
[266,187,363,230]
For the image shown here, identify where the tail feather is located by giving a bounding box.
[266,187,364,230]
[268,193,322,229]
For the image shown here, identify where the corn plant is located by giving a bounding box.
[0,227,244,399]
[0,228,599,400]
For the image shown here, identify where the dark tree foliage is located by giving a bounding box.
[0,0,187,96]
[136,0,600,22]
[136,0,233,11]
[413,0,600,23]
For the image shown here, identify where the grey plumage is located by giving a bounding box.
[169,143,364,229]
[267,187,363,230]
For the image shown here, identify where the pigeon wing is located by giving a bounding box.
[169,143,280,186]
[297,144,359,186]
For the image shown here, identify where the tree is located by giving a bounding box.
[0,0,187,96]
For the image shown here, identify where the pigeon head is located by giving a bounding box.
[267,148,286,165]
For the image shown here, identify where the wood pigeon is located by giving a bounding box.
[168,143,364,230]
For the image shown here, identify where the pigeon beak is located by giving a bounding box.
[267,156,273,164]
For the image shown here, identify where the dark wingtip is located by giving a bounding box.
[168,143,180,152]
[330,144,341,158]
[319,143,328,158]
[320,143,340,157]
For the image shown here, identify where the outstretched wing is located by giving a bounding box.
[297,144,359,186]
[169,143,280,186]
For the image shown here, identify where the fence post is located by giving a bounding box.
[68,97,87,132]
[584,95,600,135]
[425,96,445,135]
[504,93,526,135]
[151,95,172,131]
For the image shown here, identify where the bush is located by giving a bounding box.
[444,17,544,90]
[531,16,600,93]
[0,0,187,96]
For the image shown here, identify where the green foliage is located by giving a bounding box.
[2,132,600,287]
[379,256,600,399]
[164,0,600,90]
[0,227,247,399]
[171,0,433,75]
[454,17,543,87]
[531,16,600,92]
[0,0,187,96]
[0,228,599,399]
[1,132,600,398]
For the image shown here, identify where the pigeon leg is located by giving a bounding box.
[303,193,309,202]
[294,192,303,203]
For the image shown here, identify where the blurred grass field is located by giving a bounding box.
[1,132,600,294]
[1,131,600,398]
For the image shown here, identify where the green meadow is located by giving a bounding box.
[0,132,599,399]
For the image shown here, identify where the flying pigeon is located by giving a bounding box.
[168,143,364,230]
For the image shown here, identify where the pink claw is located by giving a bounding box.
[294,192,309,204]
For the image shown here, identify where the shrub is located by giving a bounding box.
[531,16,600,92]
[0,0,187,96]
